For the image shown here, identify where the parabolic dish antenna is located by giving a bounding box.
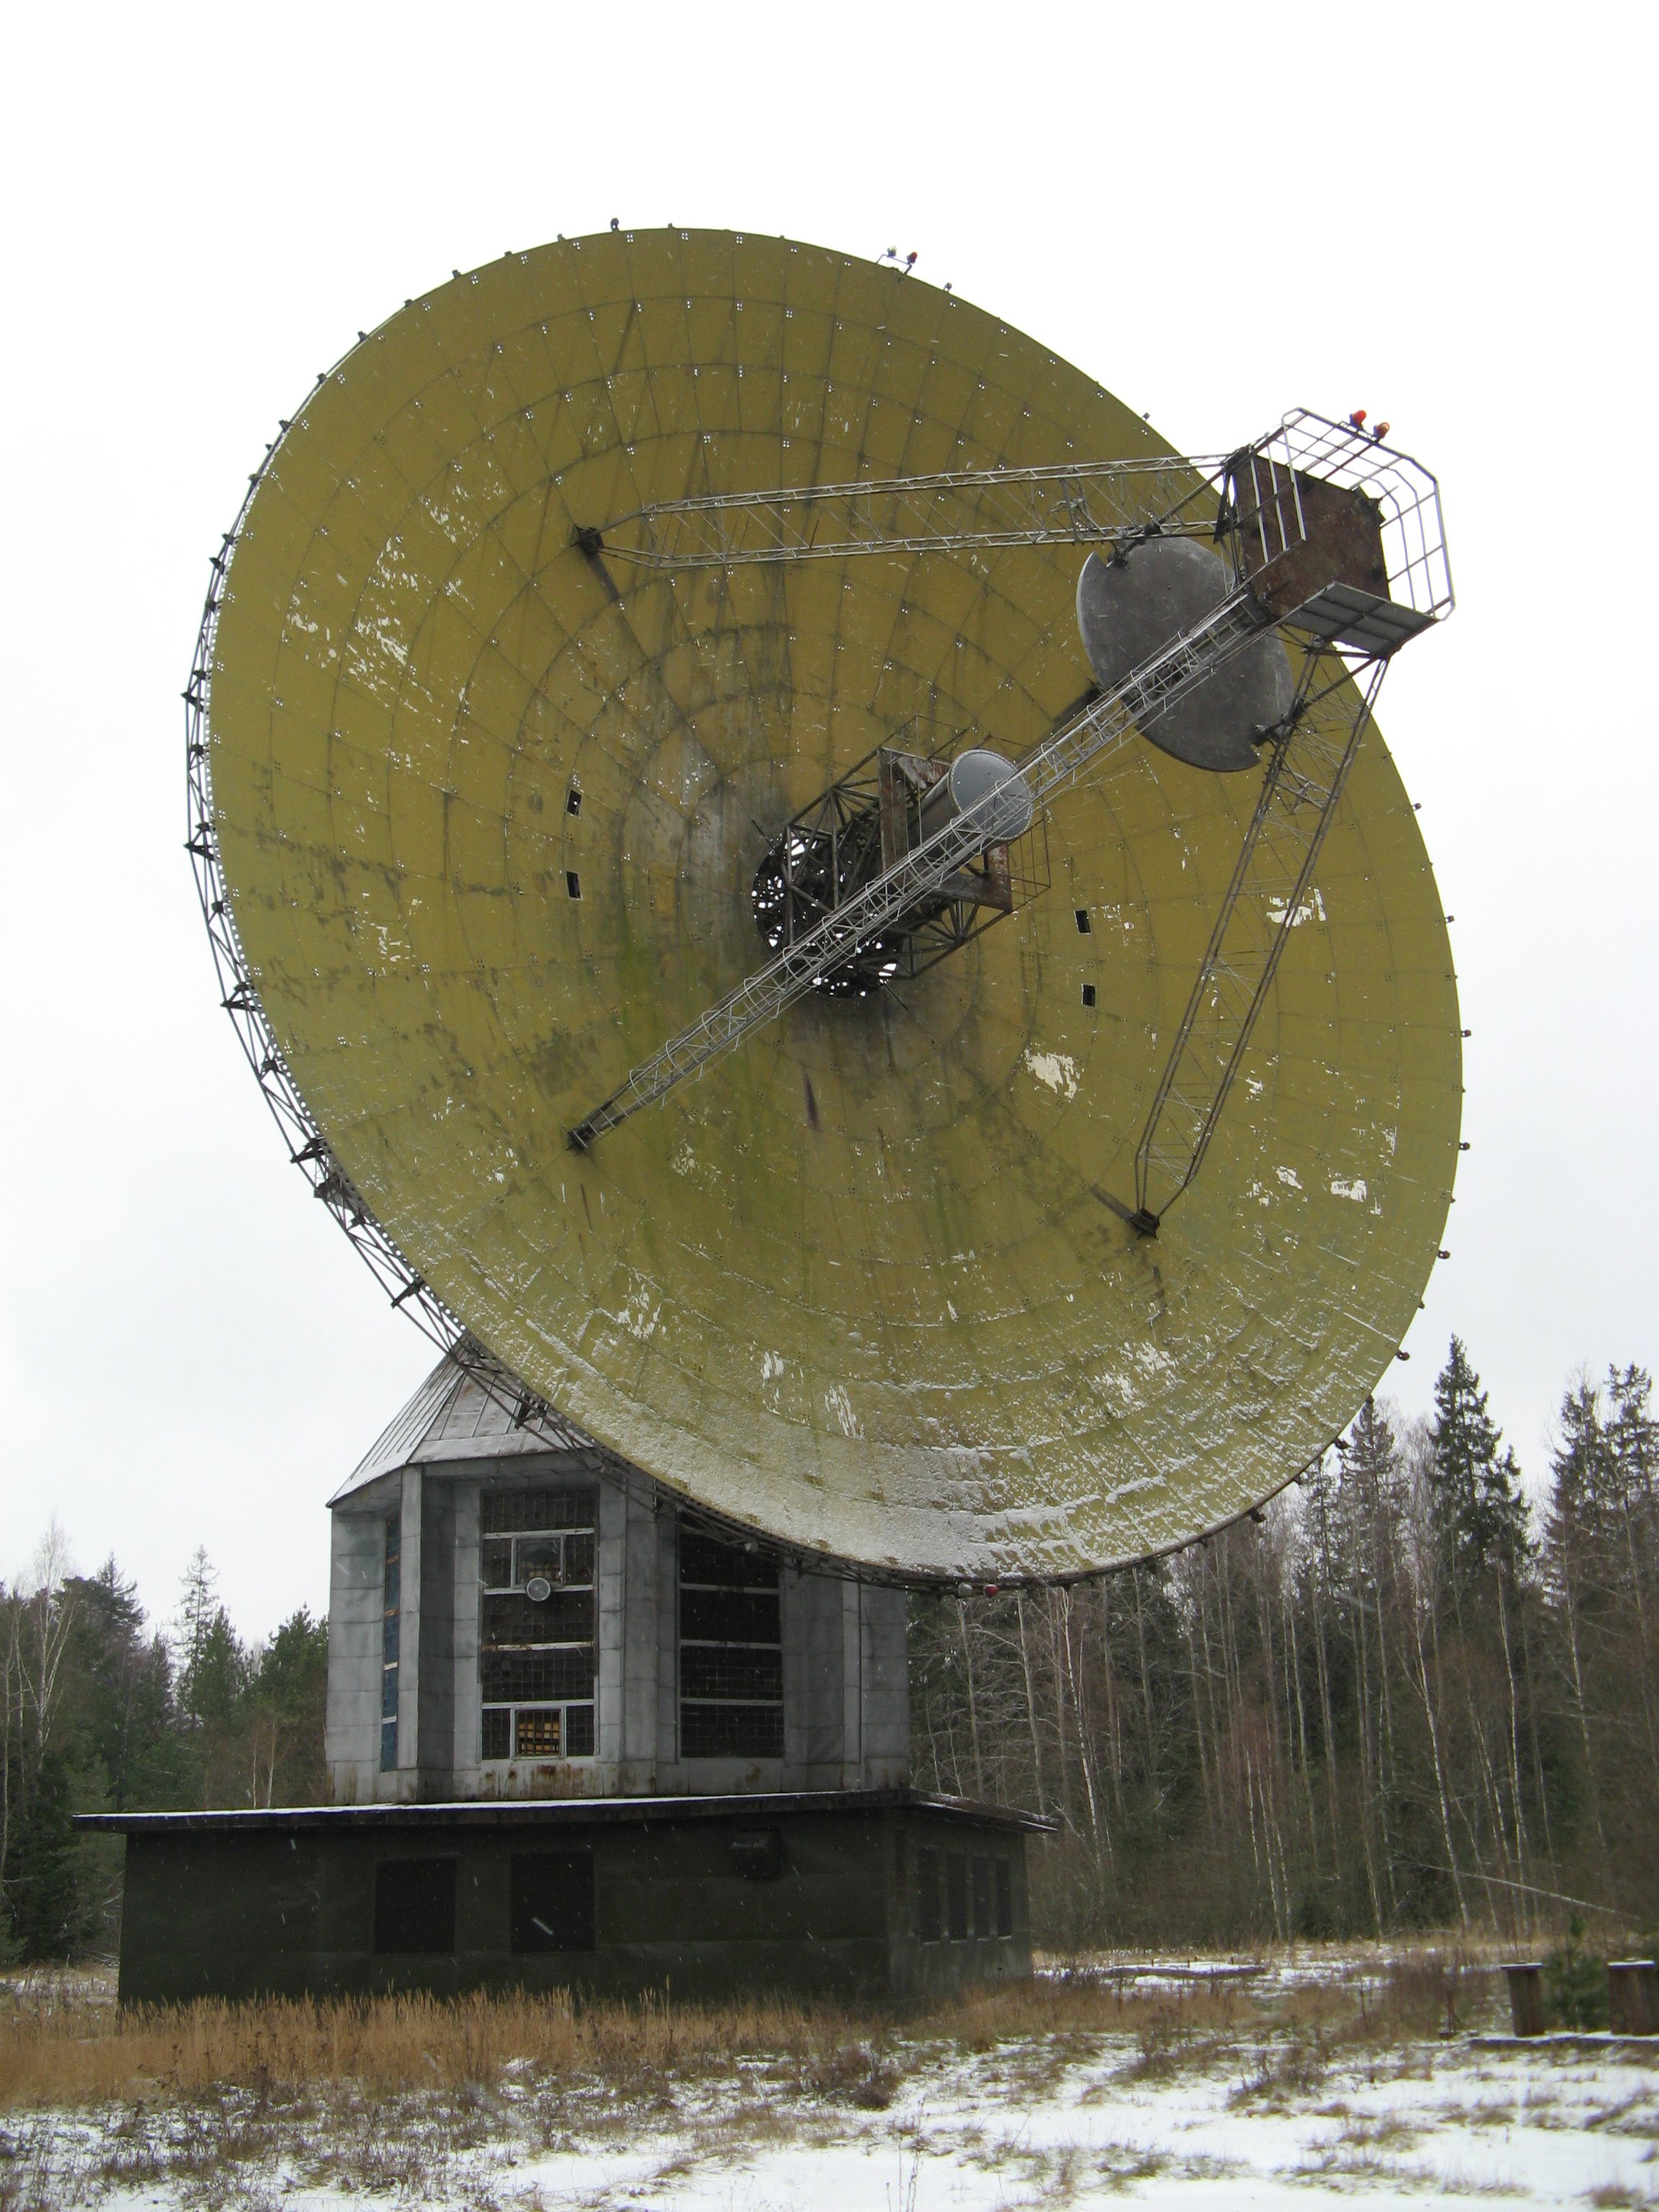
[192,228,1460,1581]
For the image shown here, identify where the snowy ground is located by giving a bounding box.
[5,2016,1657,2210]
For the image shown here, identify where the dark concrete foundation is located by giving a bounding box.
[77,1790,1048,2005]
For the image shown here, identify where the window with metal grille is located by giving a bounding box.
[917,1844,1011,1940]
[479,1485,597,1762]
[678,1524,783,1758]
[379,1514,400,1773]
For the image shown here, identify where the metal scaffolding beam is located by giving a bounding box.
[588,452,1229,570]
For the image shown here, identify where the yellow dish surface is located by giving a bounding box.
[209,228,1460,1578]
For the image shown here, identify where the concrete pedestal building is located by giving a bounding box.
[326,1354,911,1805]
[83,1354,1048,2002]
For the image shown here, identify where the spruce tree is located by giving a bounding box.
[1547,1379,1613,1568]
[1429,1336,1529,1589]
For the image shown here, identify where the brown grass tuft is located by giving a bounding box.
[0,1938,1512,2119]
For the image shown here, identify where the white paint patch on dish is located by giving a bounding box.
[1022,1048,1079,1100]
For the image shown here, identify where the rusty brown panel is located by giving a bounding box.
[1246,472,1390,619]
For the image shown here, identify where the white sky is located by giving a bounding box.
[1,1,1653,1640]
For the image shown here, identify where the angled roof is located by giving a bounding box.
[331,1344,599,1505]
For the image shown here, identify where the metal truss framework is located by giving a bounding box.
[751,741,1050,996]
[571,410,1452,1200]
[589,409,1452,638]
[593,452,1229,569]
[1130,650,1390,1227]
[568,589,1275,1148]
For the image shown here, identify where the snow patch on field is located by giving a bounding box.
[37,2032,1658,2211]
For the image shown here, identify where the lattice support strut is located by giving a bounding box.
[1128,652,1390,1229]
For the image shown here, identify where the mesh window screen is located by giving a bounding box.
[479,1486,598,1762]
[678,1522,783,1759]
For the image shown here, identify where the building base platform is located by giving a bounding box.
[76,1789,1051,2005]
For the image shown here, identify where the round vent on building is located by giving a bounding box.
[524,1575,553,1604]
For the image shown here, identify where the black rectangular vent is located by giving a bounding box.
[680,1645,784,1701]
[511,1851,595,1952]
[374,1858,457,1955]
[680,1529,779,1588]
[946,1851,968,1941]
[917,1847,942,1943]
[729,1828,784,1881]
[971,1855,992,1937]
[481,1646,595,1703]
[482,1589,595,1647]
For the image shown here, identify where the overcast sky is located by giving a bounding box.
[2,1,1653,1640]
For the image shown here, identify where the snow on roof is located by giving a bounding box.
[330,1342,599,1505]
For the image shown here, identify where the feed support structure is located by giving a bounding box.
[77,1794,1048,2004]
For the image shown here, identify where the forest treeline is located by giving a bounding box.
[913,1343,1659,1946]
[0,1547,325,1957]
[4,1344,1655,1957]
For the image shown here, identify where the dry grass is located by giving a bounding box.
[0,1982,881,2112]
[0,1941,1509,2116]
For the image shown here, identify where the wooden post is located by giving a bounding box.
[1608,1961,1659,2036]
[1501,1961,1545,2037]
